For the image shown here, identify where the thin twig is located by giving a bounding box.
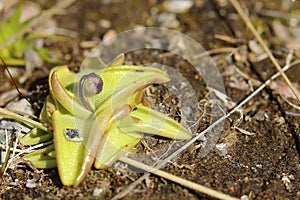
[11,141,53,160]
[229,0,300,103]
[119,157,239,200]
[5,129,8,156]
[0,141,53,157]
[281,96,300,111]
[0,56,31,104]
[0,129,14,177]
[0,107,50,132]
[257,9,300,20]
[193,47,237,59]
[3,128,21,174]
[3,140,53,176]
[0,144,24,153]
[215,34,242,44]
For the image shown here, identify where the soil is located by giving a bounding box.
[1,0,300,199]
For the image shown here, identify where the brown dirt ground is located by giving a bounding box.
[1,0,300,199]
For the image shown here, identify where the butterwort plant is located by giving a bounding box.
[0,54,192,186]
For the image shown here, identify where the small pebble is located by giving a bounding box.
[248,40,264,55]
[255,164,263,169]
[164,0,194,13]
[93,187,103,197]
[240,195,249,200]
[99,19,111,29]
[251,166,257,173]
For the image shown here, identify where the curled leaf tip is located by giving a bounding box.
[79,72,103,111]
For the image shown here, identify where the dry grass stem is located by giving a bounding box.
[0,140,53,157]
[119,157,239,200]
[214,34,242,44]
[229,0,300,103]
[257,9,300,20]
[3,128,21,174]
[194,47,237,59]
[0,144,24,153]
[0,107,49,132]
